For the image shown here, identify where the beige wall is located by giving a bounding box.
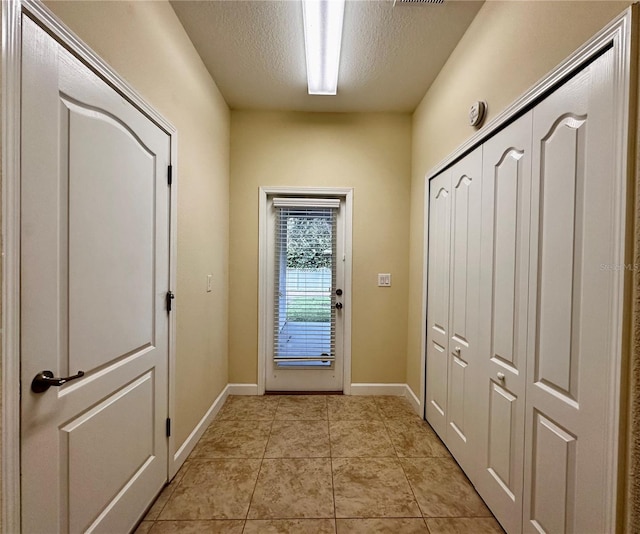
[407,0,633,397]
[45,1,231,448]
[229,111,411,386]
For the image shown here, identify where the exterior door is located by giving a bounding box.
[265,197,345,391]
[477,111,533,534]
[21,17,171,533]
[524,47,619,534]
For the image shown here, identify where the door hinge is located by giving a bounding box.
[168,164,173,186]
[166,291,175,312]
[166,417,171,437]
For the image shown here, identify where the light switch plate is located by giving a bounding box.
[378,273,391,287]
[207,274,213,292]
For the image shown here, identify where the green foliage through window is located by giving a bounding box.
[286,216,333,269]
[285,297,331,322]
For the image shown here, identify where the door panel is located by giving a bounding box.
[477,111,533,534]
[492,149,525,371]
[426,170,452,435]
[529,412,576,534]
[535,117,586,403]
[21,17,170,533]
[448,354,468,441]
[524,48,618,534]
[488,382,517,494]
[451,174,472,341]
[67,100,156,373]
[65,373,155,533]
[445,147,482,480]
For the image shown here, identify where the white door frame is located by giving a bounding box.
[1,1,179,531]
[258,187,353,395]
[420,7,633,532]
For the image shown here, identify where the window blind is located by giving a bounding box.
[273,203,337,366]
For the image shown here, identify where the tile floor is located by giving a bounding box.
[137,395,504,534]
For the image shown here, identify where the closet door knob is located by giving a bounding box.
[497,372,506,382]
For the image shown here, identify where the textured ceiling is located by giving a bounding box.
[170,0,483,112]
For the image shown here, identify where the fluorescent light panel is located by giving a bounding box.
[302,0,345,95]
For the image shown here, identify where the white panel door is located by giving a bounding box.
[21,17,170,533]
[425,169,452,437]
[444,147,483,481]
[477,112,533,534]
[524,48,619,534]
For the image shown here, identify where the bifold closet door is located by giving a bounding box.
[524,46,620,534]
[425,169,452,438]
[476,111,533,534]
[426,148,482,478]
[444,148,483,479]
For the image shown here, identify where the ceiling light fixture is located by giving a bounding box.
[302,0,346,95]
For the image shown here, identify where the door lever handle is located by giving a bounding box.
[31,370,85,393]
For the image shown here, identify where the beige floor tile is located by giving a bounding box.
[191,420,272,458]
[336,518,429,533]
[401,458,491,518]
[145,484,175,520]
[375,396,420,420]
[327,396,381,421]
[135,520,154,533]
[144,461,194,520]
[217,396,280,421]
[329,420,395,457]
[265,420,330,458]
[384,419,449,458]
[425,517,505,534]
[159,459,261,520]
[243,519,336,533]
[149,520,245,533]
[332,457,421,518]
[248,458,334,519]
[274,395,328,420]
[171,459,193,486]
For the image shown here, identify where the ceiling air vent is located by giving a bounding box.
[393,0,444,4]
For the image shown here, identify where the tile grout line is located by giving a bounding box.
[376,398,428,524]
[148,456,193,525]
[326,400,338,530]
[241,396,281,531]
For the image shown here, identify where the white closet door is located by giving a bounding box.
[425,169,452,437]
[445,147,483,480]
[524,47,621,534]
[477,112,533,534]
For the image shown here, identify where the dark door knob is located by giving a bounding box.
[336,289,343,296]
[335,302,343,310]
[31,370,85,393]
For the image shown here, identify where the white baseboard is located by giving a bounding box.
[227,383,258,395]
[172,384,230,470]
[171,383,258,473]
[404,384,422,416]
[350,383,407,396]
